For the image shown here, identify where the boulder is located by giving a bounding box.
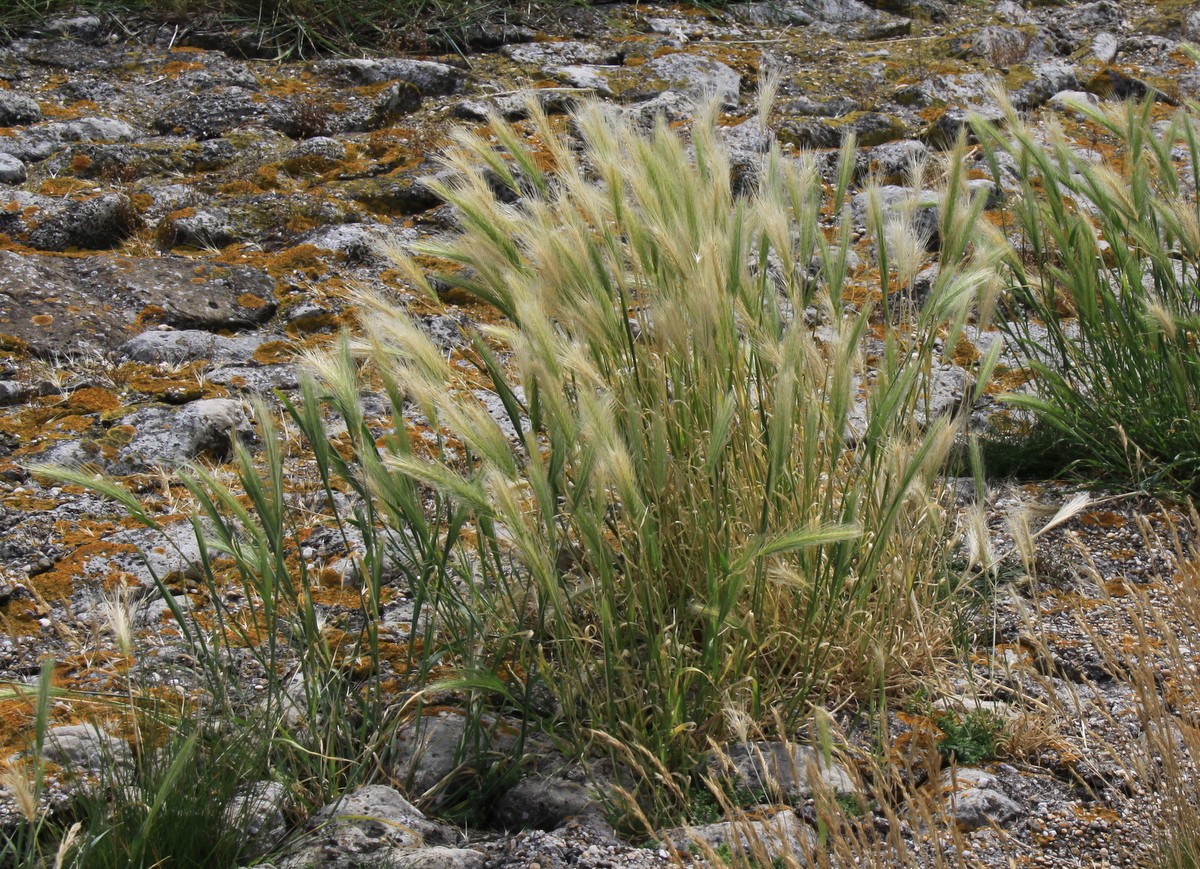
[0,117,137,163]
[153,86,270,140]
[502,41,622,67]
[390,709,521,802]
[640,53,741,108]
[26,192,140,252]
[938,768,1023,831]
[659,809,816,864]
[315,58,463,95]
[119,329,263,365]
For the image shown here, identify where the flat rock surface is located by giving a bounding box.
[0,251,274,358]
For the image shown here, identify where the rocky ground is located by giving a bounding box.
[1,0,1200,866]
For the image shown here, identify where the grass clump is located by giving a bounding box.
[32,93,997,843]
[974,95,1200,494]
[316,95,993,825]
[0,664,282,869]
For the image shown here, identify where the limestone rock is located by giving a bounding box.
[315,58,463,95]
[156,207,241,250]
[866,139,929,185]
[282,136,346,175]
[551,65,617,97]
[0,154,26,184]
[100,521,209,602]
[278,785,454,869]
[620,90,697,128]
[718,741,860,802]
[495,774,602,831]
[116,398,253,471]
[938,768,1023,831]
[26,192,140,252]
[1013,61,1079,110]
[390,709,521,802]
[41,723,133,773]
[453,90,580,122]
[726,3,816,26]
[640,53,741,108]
[391,847,487,869]
[922,104,1005,148]
[153,86,269,140]
[0,117,137,163]
[659,809,815,864]
[0,91,42,127]
[373,81,423,122]
[502,41,622,67]
[299,223,403,265]
[120,329,263,365]
[225,781,290,860]
[778,117,844,150]
[0,251,275,359]
[1065,0,1123,30]
[1091,31,1119,63]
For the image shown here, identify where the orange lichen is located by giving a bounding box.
[219,179,264,196]
[984,365,1034,396]
[62,387,122,415]
[1080,510,1127,529]
[252,340,297,365]
[118,361,224,402]
[133,304,168,329]
[2,521,129,635]
[238,292,269,310]
[285,311,341,335]
[0,334,27,355]
[948,333,981,367]
[39,178,94,197]
[254,165,284,190]
[163,60,204,76]
[285,211,323,233]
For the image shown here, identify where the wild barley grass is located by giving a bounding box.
[45,400,405,833]
[39,94,996,838]
[301,96,998,825]
[974,96,1200,493]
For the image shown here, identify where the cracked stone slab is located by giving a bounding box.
[0,251,276,359]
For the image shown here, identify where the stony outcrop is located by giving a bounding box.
[0,1,1195,866]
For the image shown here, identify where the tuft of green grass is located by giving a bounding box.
[973,94,1200,494]
[54,718,277,869]
[0,665,284,868]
